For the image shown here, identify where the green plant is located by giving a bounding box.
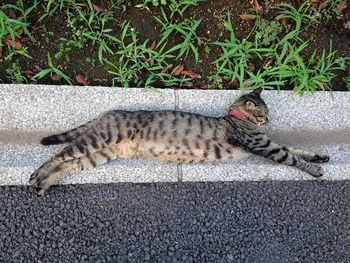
[346,77,350,90]
[275,2,319,32]
[293,43,348,93]
[32,53,72,84]
[2,0,38,21]
[212,14,273,88]
[5,61,27,83]
[254,19,287,47]
[39,0,77,21]
[40,0,117,64]
[156,9,202,63]
[141,0,166,6]
[212,12,348,93]
[85,57,96,67]
[54,41,72,62]
[106,22,190,88]
[0,1,37,61]
[0,10,29,46]
[138,0,199,18]
[317,0,343,21]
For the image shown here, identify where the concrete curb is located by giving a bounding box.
[0,84,349,185]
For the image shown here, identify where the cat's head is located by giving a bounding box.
[229,88,269,126]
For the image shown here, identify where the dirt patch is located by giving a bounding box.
[0,0,349,90]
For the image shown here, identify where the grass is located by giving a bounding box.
[211,12,348,93]
[0,0,348,92]
[32,53,72,84]
[106,21,191,89]
[0,0,36,53]
[138,0,200,18]
[5,60,27,83]
[156,10,202,64]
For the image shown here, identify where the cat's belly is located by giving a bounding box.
[134,140,249,163]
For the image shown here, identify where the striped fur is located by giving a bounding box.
[29,89,329,196]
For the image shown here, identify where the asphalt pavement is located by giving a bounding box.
[1,181,350,263]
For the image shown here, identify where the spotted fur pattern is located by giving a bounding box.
[30,89,329,196]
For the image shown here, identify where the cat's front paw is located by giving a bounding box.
[306,163,324,177]
[29,168,53,196]
[310,154,330,163]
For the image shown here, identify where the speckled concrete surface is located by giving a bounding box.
[0,84,349,185]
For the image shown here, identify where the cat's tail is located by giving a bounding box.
[40,121,93,145]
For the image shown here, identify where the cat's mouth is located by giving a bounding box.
[227,109,253,123]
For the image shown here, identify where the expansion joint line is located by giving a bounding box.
[174,90,183,182]
[174,89,179,110]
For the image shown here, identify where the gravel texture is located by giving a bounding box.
[1,181,350,262]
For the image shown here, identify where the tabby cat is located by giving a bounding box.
[29,88,329,196]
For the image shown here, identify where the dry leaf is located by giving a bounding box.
[265,59,274,68]
[93,78,107,83]
[16,28,24,36]
[172,64,184,76]
[280,18,289,25]
[4,38,22,50]
[239,14,256,21]
[161,64,173,73]
[248,62,256,72]
[337,1,347,12]
[253,0,262,12]
[51,74,61,81]
[76,74,89,86]
[20,37,30,44]
[31,24,42,31]
[228,80,240,88]
[180,70,202,79]
[34,65,43,72]
[150,40,157,50]
[23,70,34,78]
[8,10,16,19]
[93,3,104,12]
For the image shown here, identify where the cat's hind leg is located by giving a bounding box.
[287,147,329,163]
[30,147,116,196]
[30,132,113,194]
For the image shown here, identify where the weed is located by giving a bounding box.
[141,0,167,7]
[212,13,348,93]
[212,14,273,88]
[32,53,72,84]
[0,10,28,46]
[85,57,96,67]
[107,21,190,88]
[5,46,32,60]
[54,41,72,62]
[254,19,287,47]
[317,0,343,21]
[275,2,319,32]
[40,0,117,64]
[138,0,199,18]
[156,9,202,63]
[5,61,27,83]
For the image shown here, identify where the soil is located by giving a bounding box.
[0,0,349,90]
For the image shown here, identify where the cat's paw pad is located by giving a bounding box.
[29,169,52,196]
[310,154,330,163]
[307,164,324,177]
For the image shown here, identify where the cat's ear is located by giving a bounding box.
[245,101,256,110]
[251,88,263,96]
